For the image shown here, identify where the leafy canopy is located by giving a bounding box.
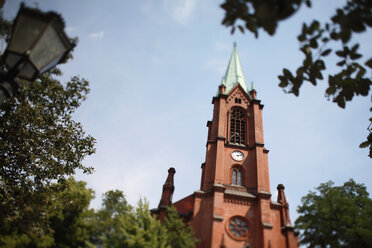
[221,0,372,158]
[0,3,95,240]
[0,177,95,248]
[295,179,372,247]
[88,190,197,248]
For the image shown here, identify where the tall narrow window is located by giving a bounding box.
[232,167,242,186]
[232,170,237,185]
[237,170,242,185]
[230,109,246,145]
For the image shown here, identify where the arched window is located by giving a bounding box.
[230,108,246,145]
[232,167,242,186]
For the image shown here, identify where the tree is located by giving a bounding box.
[88,190,197,248]
[88,190,133,247]
[0,4,95,240]
[295,179,372,247]
[48,178,95,248]
[220,0,372,158]
[163,206,197,248]
[0,177,95,248]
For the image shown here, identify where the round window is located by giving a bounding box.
[227,216,249,240]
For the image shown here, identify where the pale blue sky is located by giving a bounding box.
[3,0,371,222]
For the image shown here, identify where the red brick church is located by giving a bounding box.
[152,45,299,248]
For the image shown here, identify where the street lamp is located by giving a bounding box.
[0,3,73,103]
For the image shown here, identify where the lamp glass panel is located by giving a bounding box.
[7,14,47,54]
[39,54,63,74]
[18,62,37,80]
[4,53,22,68]
[29,24,68,71]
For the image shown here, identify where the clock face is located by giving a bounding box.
[231,150,244,161]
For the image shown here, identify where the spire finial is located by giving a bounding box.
[219,42,247,94]
[250,81,255,91]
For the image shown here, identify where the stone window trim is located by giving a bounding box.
[225,215,249,241]
[230,165,244,186]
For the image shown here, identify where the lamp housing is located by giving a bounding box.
[3,4,72,80]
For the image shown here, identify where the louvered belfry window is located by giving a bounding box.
[230,109,246,145]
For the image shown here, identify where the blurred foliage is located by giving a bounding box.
[0,3,96,241]
[295,179,372,247]
[0,181,197,248]
[88,190,197,248]
[221,0,372,158]
[0,177,95,248]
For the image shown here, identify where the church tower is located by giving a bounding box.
[153,45,299,248]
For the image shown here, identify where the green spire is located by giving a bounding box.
[220,43,248,94]
[250,81,255,91]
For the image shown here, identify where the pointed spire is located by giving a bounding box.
[250,81,257,99]
[277,184,293,227]
[220,42,248,94]
[250,81,255,91]
[157,167,176,222]
[277,184,287,204]
[158,167,176,208]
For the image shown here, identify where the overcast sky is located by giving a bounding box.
[3,0,371,222]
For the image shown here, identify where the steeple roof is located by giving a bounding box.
[220,43,248,94]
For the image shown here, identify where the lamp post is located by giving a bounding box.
[0,3,73,103]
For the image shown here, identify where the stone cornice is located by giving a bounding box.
[251,99,265,109]
[257,191,272,200]
[262,222,273,229]
[224,189,256,205]
[150,208,159,214]
[213,183,226,193]
[212,94,228,104]
[194,190,213,199]
[213,214,223,221]
[224,142,266,150]
[225,142,248,149]
[270,201,282,210]
[281,224,295,231]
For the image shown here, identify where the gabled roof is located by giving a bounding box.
[220,43,248,94]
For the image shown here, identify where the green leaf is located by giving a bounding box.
[330,32,339,40]
[326,86,336,95]
[340,29,351,43]
[336,97,346,108]
[298,33,306,42]
[310,38,318,48]
[283,68,292,77]
[337,60,346,67]
[310,20,320,32]
[350,53,362,60]
[356,67,366,79]
[238,25,244,33]
[336,50,346,58]
[359,140,370,148]
[351,44,360,53]
[321,49,332,56]
[278,79,289,88]
[365,58,372,68]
